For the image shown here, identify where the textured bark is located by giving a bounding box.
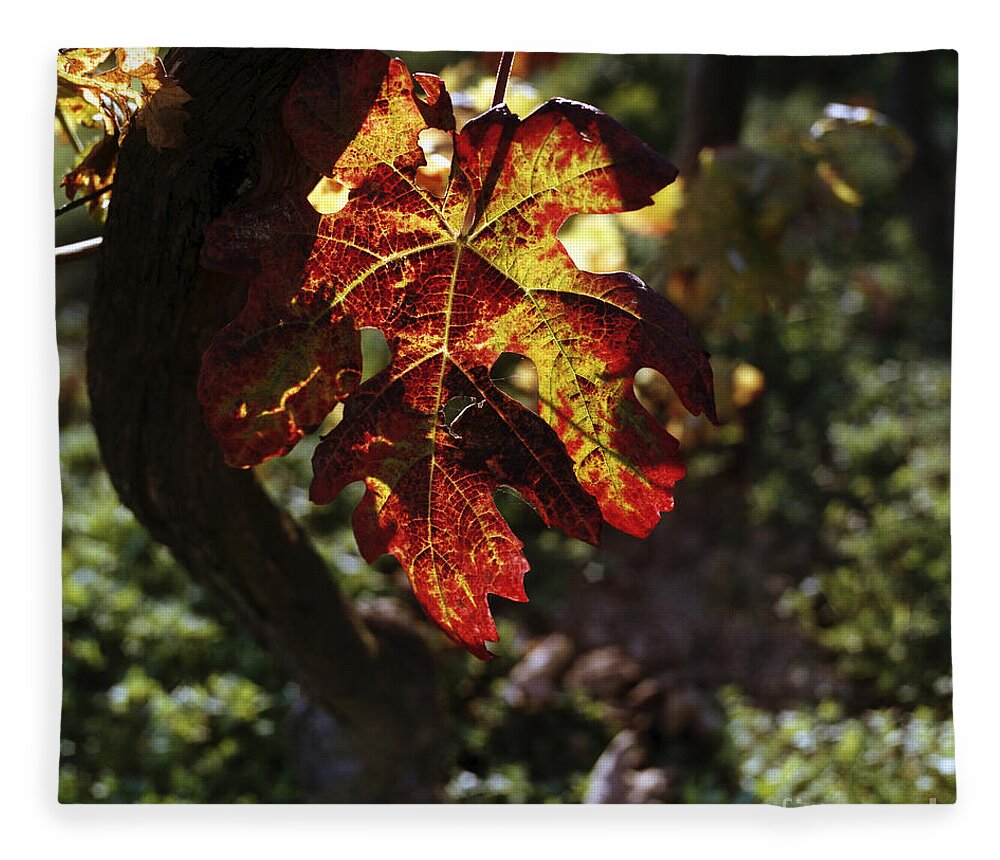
[87,48,446,802]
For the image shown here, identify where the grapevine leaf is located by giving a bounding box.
[199,51,717,657]
[56,48,191,150]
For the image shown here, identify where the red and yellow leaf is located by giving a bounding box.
[199,51,717,658]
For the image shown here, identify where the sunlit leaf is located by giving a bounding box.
[199,51,716,657]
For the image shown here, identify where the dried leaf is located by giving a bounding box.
[61,133,117,207]
[141,76,193,150]
[56,48,191,147]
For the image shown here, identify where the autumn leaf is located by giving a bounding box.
[198,51,717,658]
[61,133,117,209]
[139,76,193,150]
[58,48,158,136]
[56,48,192,175]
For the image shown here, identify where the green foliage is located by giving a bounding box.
[59,414,297,802]
[650,59,951,804]
[775,357,951,704]
[722,689,955,804]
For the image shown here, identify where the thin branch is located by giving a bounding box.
[56,236,103,264]
[491,52,516,108]
[55,184,113,218]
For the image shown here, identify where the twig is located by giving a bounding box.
[55,184,114,218]
[491,52,516,108]
[55,236,103,264]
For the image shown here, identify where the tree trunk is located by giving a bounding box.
[885,50,957,291]
[674,55,751,179]
[87,48,447,802]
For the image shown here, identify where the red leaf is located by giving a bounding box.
[199,51,717,658]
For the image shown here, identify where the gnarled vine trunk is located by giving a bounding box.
[87,47,446,802]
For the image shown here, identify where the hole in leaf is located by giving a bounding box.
[491,353,538,412]
[94,53,118,74]
[634,367,684,438]
[415,129,453,199]
[443,395,476,427]
[557,214,627,274]
[307,176,351,215]
[360,327,391,382]
[418,128,453,162]
[318,402,344,436]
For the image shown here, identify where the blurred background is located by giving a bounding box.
[56,49,956,803]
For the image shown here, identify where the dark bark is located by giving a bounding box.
[87,48,447,802]
[674,55,752,179]
[885,50,957,288]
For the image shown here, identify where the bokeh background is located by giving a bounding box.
[55,49,956,803]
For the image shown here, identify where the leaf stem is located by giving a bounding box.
[55,184,114,218]
[491,52,516,108]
